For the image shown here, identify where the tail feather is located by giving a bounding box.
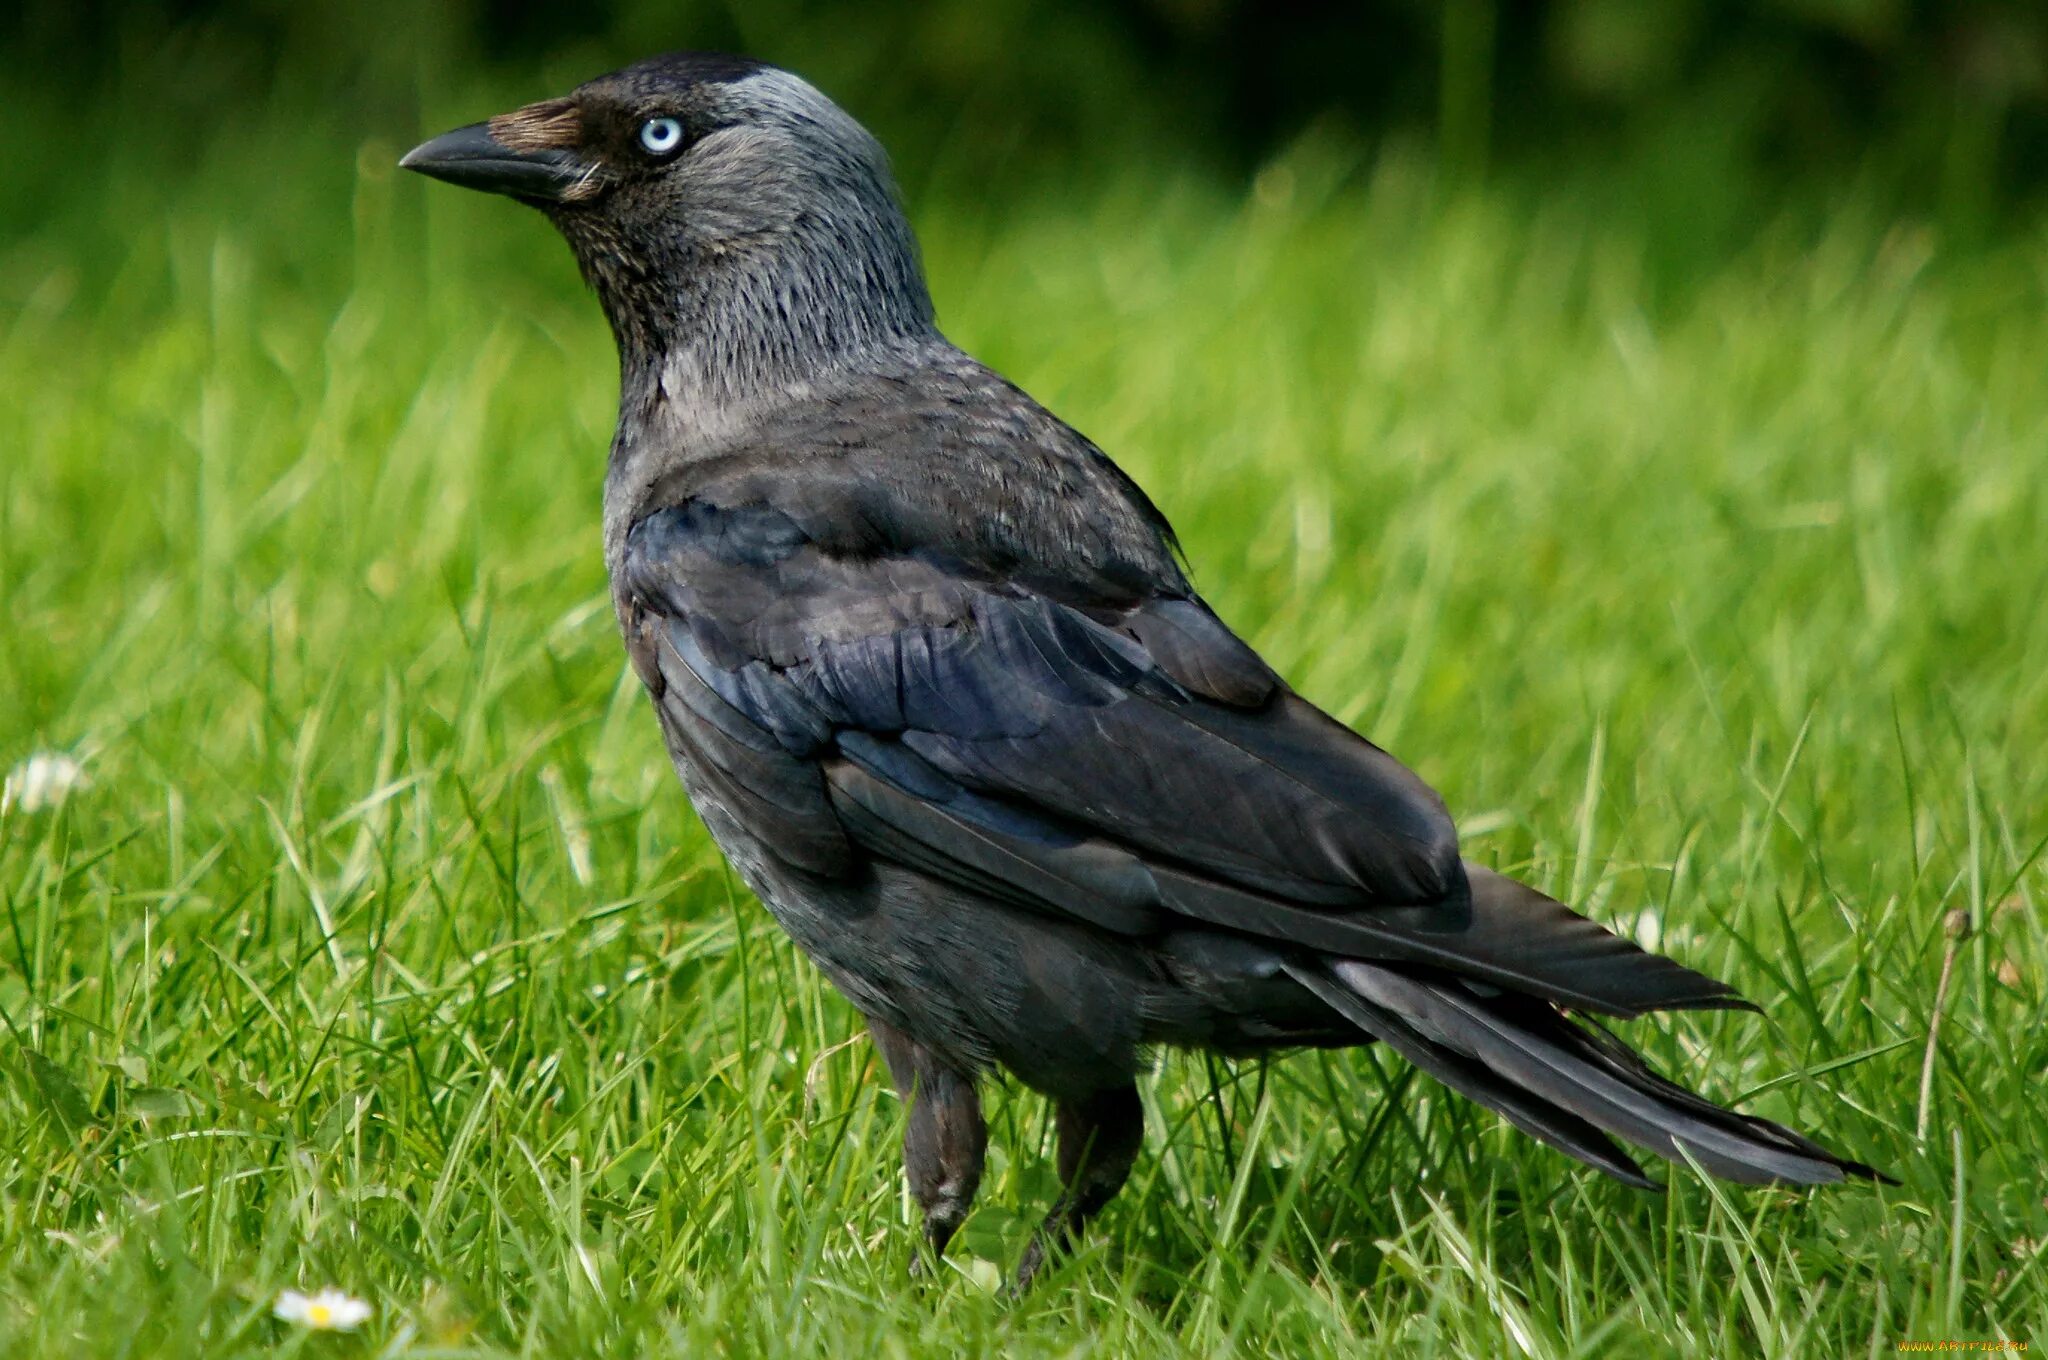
[1152,861,1756,1019]
[1287,963,1659,1186]
[1286,957,1886,1186]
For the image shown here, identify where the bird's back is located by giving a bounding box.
[604,338,1184,598]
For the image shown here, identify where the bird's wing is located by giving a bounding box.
[619,496,1742,1017]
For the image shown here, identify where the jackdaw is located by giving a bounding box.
[401,53,1883,1286]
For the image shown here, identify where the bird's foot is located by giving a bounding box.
[1010,1234,1055,1296]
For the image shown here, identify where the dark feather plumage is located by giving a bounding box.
[405,50,1887,1286]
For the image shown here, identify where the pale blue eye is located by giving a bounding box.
[638,117,684,156]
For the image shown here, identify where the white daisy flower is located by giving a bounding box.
[273,1287,373,1332]
[2,750,90,815]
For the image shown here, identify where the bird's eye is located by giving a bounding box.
[638,116,685,157]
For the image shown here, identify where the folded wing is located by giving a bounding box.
[619,496,1743,1019]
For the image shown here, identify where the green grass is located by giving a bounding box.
[3,79,2046,1357]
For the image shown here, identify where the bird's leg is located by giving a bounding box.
[867,1015,986,1264]
[1014,1083,1144,1291]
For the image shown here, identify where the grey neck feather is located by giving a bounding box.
[560,71,938,440]
[573,70,945,563]
[643,192,936,412]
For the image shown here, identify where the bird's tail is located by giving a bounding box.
[1284,951,1885,1187]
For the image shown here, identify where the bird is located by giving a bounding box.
[401,52,1884,1287]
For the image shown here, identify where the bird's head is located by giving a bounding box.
[402,54,935,395]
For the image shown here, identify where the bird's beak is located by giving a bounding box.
[400,116,593,203]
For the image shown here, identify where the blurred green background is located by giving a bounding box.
[10,0,2048,186]
[8,0,2048,258]
[2,2,2045,1357]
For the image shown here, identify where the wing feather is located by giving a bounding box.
[620,497,1743,1018]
